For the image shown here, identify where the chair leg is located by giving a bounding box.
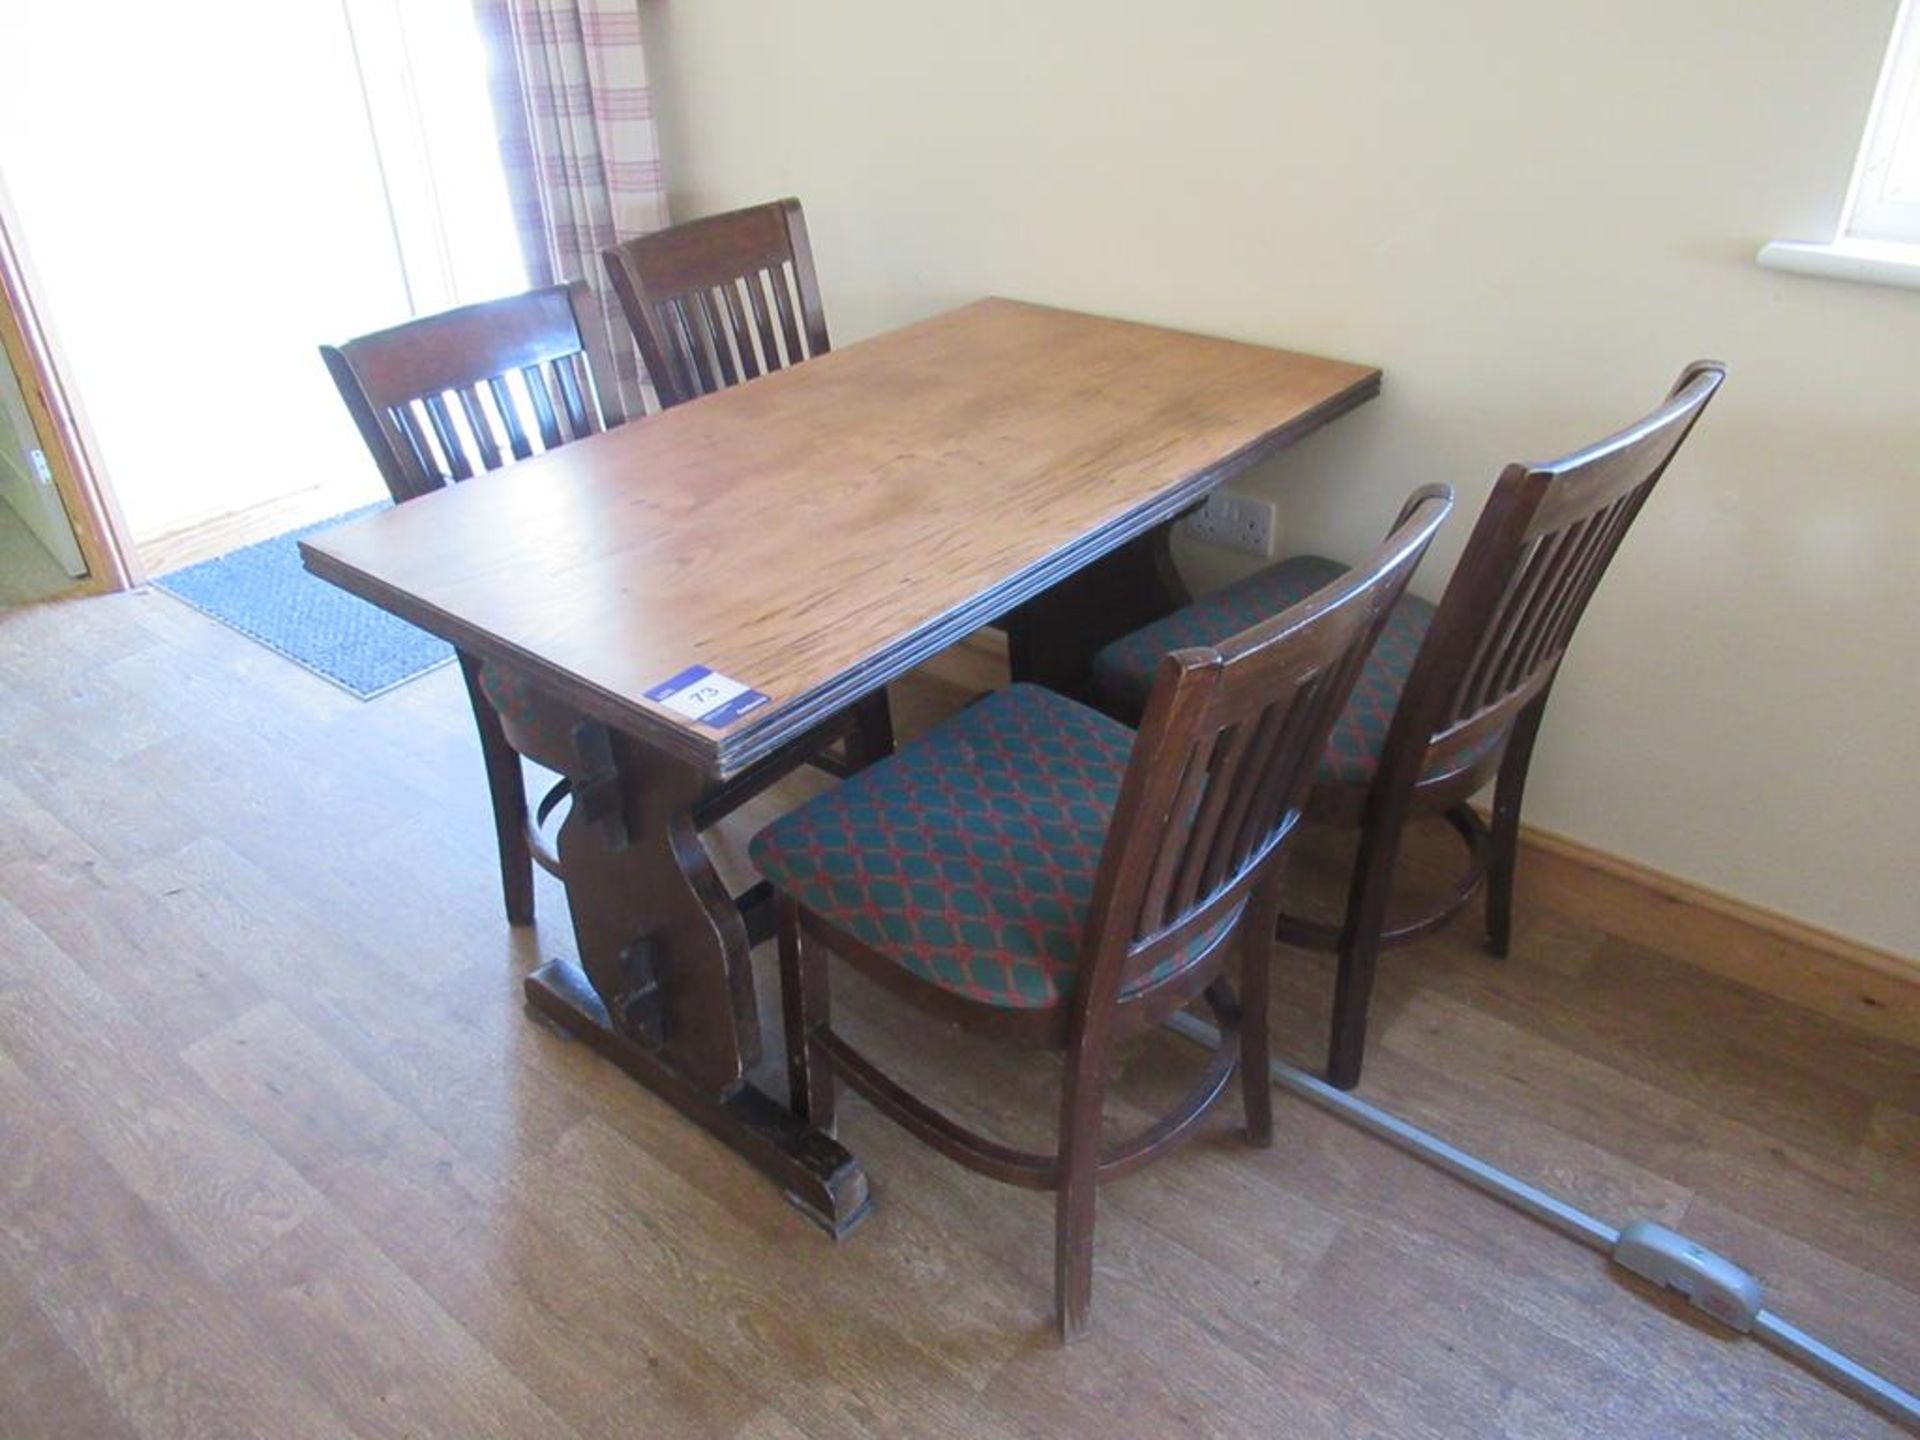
[459,654,535,927]
[1323,808,1410,1092]
[1240,886,1277,1146]
[1326,932,1382,1092]
[847,688,896,770]
[1486,696,1548,959]
[1053,1041,1109,1342]
[777,895,835,1129]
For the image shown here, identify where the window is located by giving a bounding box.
[343,0,527,315]
[0,0,525,552]
[1758,0,1920,287]
[1841,0,1920,246]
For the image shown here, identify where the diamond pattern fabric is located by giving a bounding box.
[1093,555,1442,788]
[476,661,574,766]
[750,684,1224,1011]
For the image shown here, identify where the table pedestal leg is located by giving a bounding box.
[523,718,869,1237]
[1001,519,1191,700]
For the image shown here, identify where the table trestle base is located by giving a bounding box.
[525,956,873,1238]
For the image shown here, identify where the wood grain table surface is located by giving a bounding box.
[302,297,1379,778]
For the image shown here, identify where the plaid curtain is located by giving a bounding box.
[473,0,668,413]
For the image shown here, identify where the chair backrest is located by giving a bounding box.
[1079,486,1455,1006]
[321,281,625,504]
[1388,361,1726,787]
[602,197,829,408]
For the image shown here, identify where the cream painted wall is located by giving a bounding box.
[640,0,1920,958]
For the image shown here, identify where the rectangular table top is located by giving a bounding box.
[301,297,1379,778]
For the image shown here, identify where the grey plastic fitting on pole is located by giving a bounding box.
[1162,1011,1920,1433]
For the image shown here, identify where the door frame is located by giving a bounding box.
[0,172,142,593]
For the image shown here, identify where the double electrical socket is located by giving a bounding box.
[1184,491,1276,557]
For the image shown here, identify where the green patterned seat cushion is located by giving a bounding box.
[750,684,1230,1011]
[1093,555,1442,788]
[475,661,576,769]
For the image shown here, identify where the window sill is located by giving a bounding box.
[1756,237,1920,291]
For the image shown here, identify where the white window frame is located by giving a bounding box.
[1759,0,1920,289]
[342,0,526,316]
[1842,0,1920,245]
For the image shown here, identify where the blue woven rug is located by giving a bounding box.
[156,504,454,700]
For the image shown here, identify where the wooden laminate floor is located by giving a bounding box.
[0,588,1915,1439]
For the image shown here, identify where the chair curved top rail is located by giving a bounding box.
[321,281,624,504]
[1406,362,1726,777]
[603,198,829,408]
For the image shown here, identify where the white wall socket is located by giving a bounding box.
[1184,491,1275,557]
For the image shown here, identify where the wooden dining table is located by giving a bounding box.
[300,296,1379,1234]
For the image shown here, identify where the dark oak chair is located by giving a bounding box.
[322,282,627,926]
[751,486,1452,1339]
[1091,362,1726,1088]
[602,197,829,409]
[324,277,894,929]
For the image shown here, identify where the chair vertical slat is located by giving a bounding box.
[519,364,564,449]
[745,270,784,371]
[1220,675,1330,886]
[672,296,719,396]
[1230,679,1326,868]
[1167,722,1258,918]
[678,300,714,395]
[563,277,627,429]
[1570,493,1643,633]
[390,404,443,490]
[1133,733,1224,936]
[694,288,741,388]
[1451,532,1554,722]
[1477,528,1573,713]
[1537,493,1639,665]
[423,394,474,481]
[457,385,504,471]
[1446,535,1534,725]
[551,355,591,439]
[1203,699,1293,890]
[1504,519,1598,685]
[770,264,805,365]
[573,353,609,435]
[1503,507,1616,691]
[668,297,706,395]
[718,280,761,380]
[651,303,693,400]
[1479,518,1590,706]
[488,375,534,460]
